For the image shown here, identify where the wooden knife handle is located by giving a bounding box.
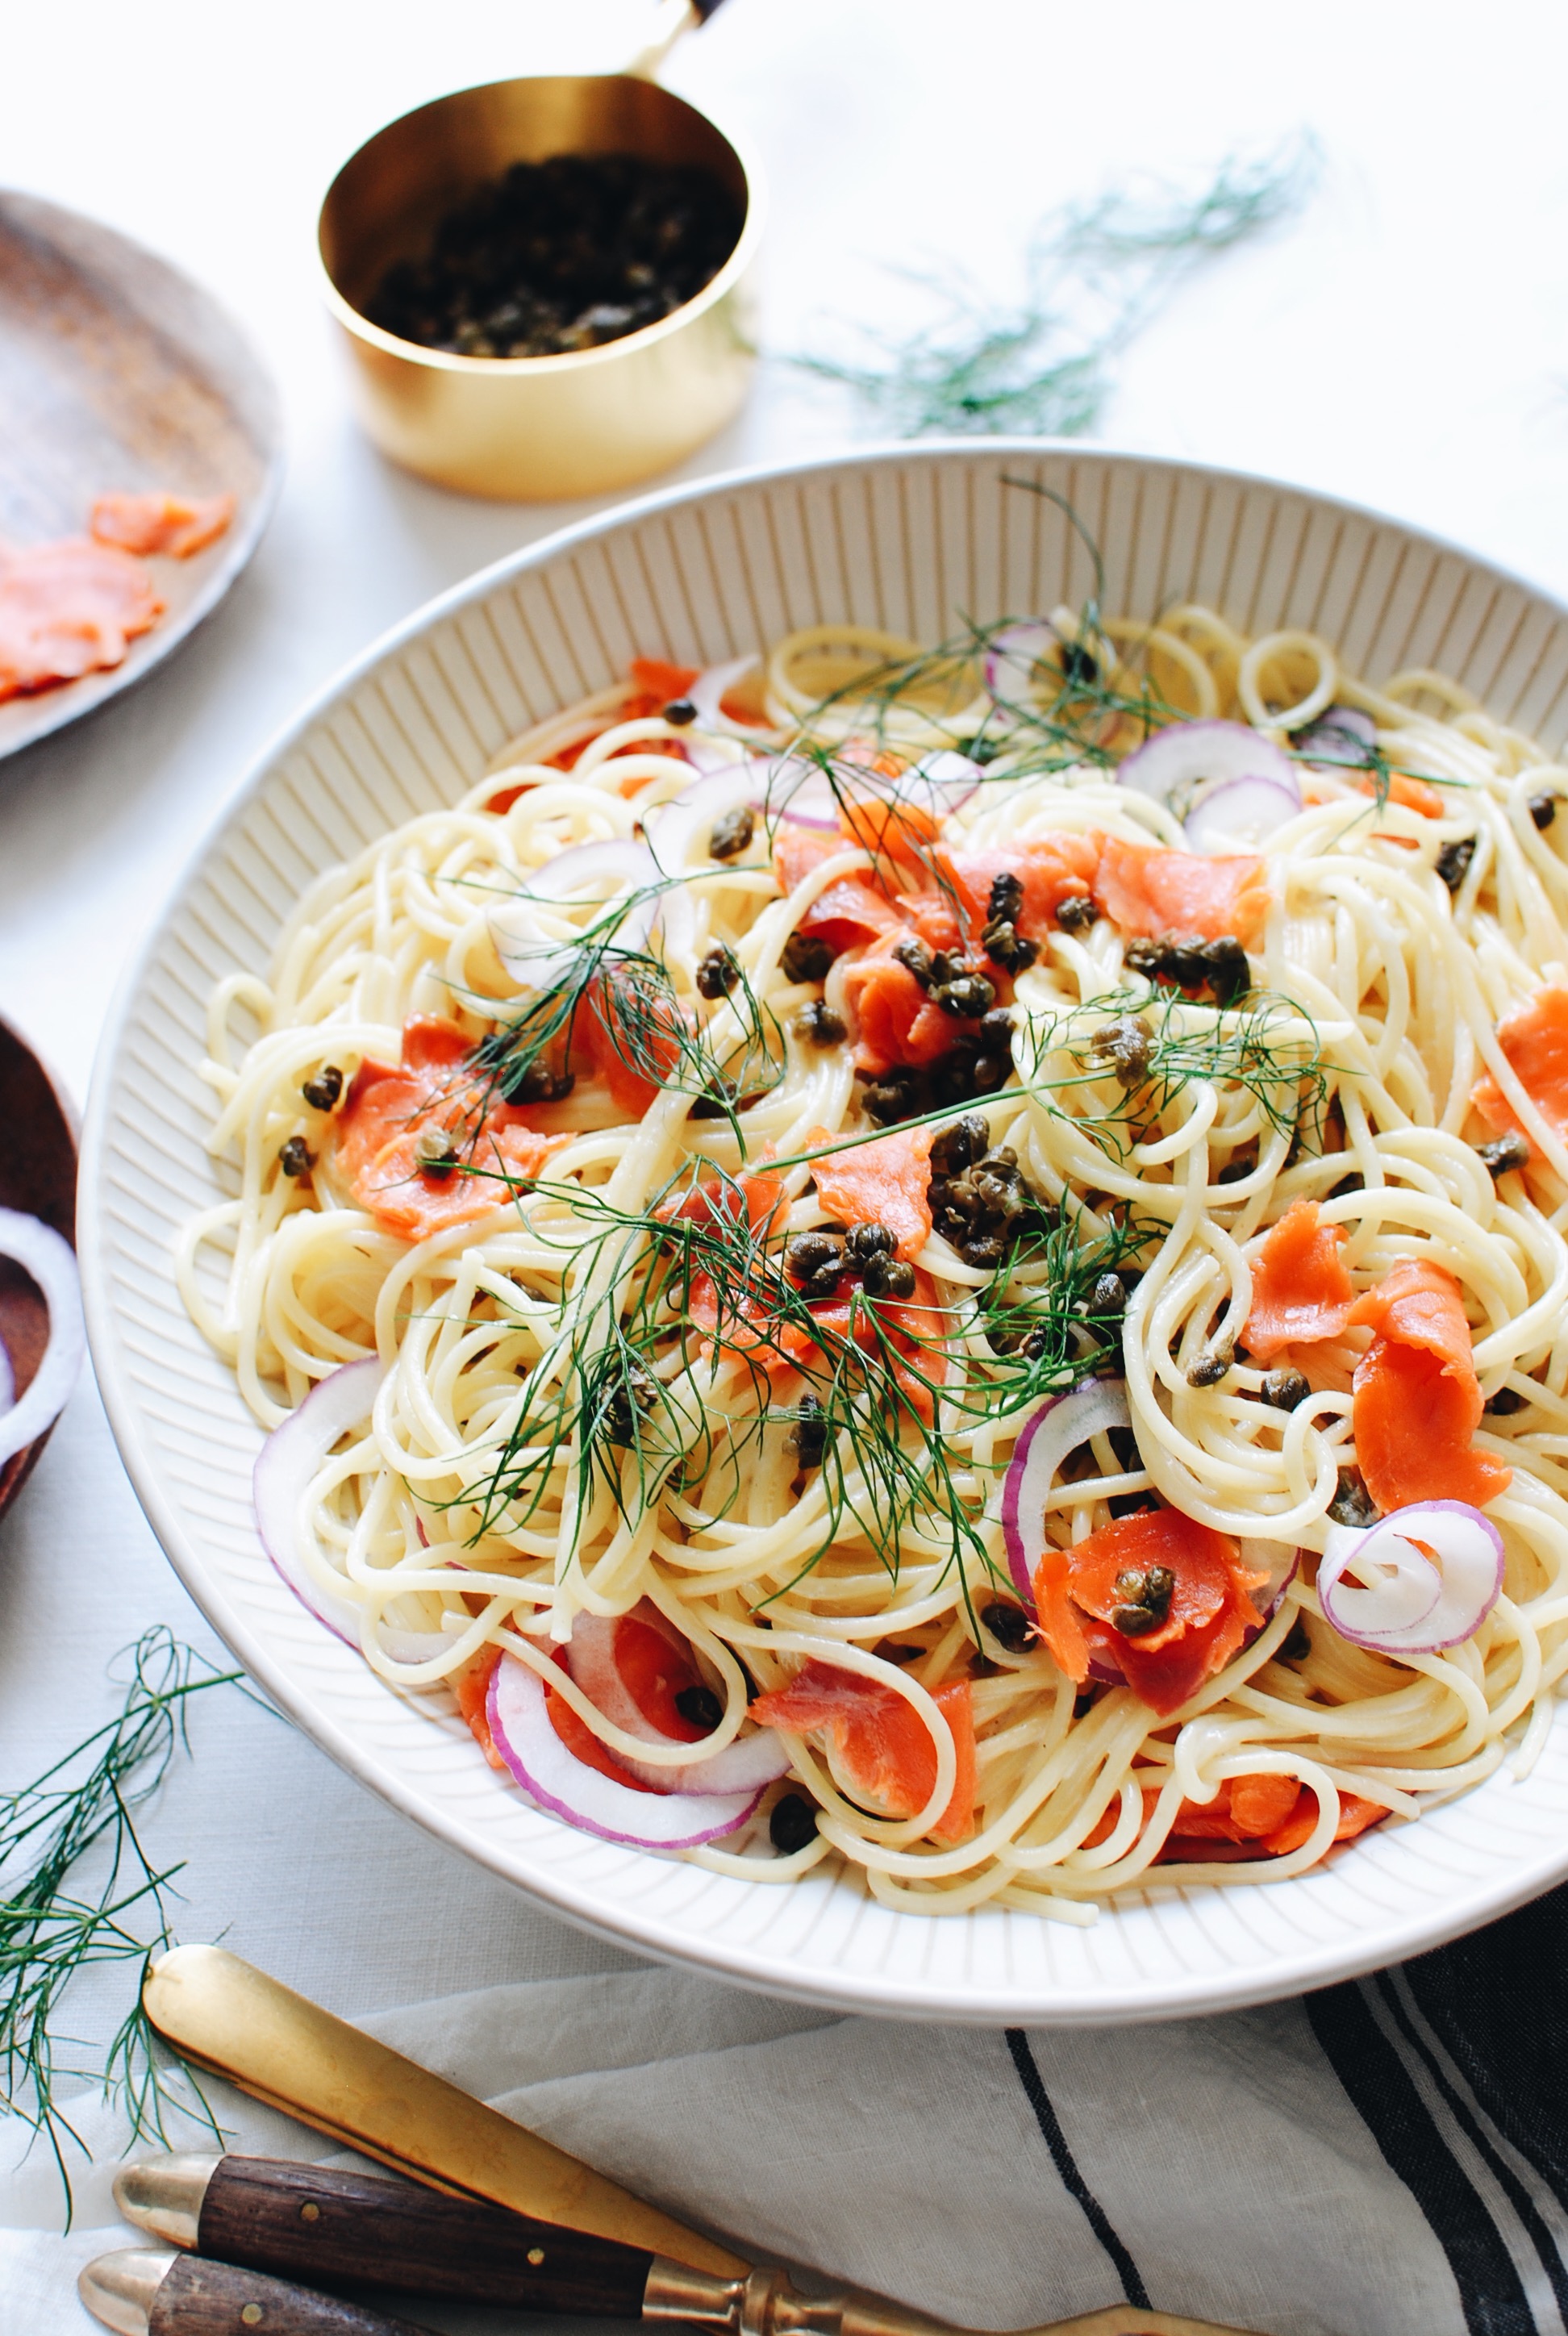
[151,2256,428,2336]
[198,2156,656,2315]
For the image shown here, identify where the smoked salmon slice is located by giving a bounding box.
[332,1016,569,1240]
[774,824,904,953]
[1093,835,1270,947]
[1347,1257,1512,1511]
[543,1614,711,1793]
[750,1658,976,1842]
[1033,1508,1266,1719]
[1362,770,1445,817]
[1470,986,1568,1160]
[939,836,1103,942]
[626,657,699,706]
[1085,1771,1388,1859]
[839,940,956,1074]
[0,537,163,699]
[810,1124,935,1261]
[1253,1785,1387,1858]
[553,970,687,1118]
[90,490,236,559]
[1161,1771,1300,1842]
[660,1166,785,1241]
[837,788,941,865]
[456,1647,505,1770]
[1242,1200,1356,1361]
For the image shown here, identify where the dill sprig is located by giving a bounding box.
[790,140,1317,437]
[470,886,786,1134]
[1018,985,1330,1158]
[461,1153,1157,1601]
[0,1628,251,2220]
[778,603,1190,787]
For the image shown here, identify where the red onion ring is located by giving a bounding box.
[0,1207,83,1470]
[488,1653,763,1846]
[1118,720,1300,819]
[763,754,840,831]
[565,1608,789,1795]
[253,1358,446,1664]
[489,838,661,990]
[1182,774,1302,853]
[686,653,768,738]
[985,619,1057,703]
[1002,1379,1133,1608]
[1318,1502,1504,1653]
[644,765,761,876]
[1298,706,1376,770]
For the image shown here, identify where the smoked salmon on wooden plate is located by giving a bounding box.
[0,190,281,761]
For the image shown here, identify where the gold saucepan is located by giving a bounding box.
[318,0,761,501]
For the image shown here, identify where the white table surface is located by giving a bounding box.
[2,0,1568,2113]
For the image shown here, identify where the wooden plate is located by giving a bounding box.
[0,1019,78,1518]
[0,189,282,761]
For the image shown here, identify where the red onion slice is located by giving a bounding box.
[1298,705,1376,769]
[0,1330,14,1416]
[1237,1540,1301,1637]
[907,749,983,820]
[1183,774,1301,853]
[0,1208,84,1470]
[763,754,841,832]
[766,747,982,844]
[1118,720,1300,816]
[1001,1379,1299,1681]
[565,1609,789,1794]
[1318,1503,1504,1653]
[488,1654,763,1846]
[490,838,661,989]
[644,766,761,877]
[678,733,745,778]
[1002,1379,1133,1608]
[686,653,767,738]
[985,619,1058,703]
[254,1357,386,1649]
[254,1357,450,1663]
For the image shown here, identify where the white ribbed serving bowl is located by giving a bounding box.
[81,443,1568,2023]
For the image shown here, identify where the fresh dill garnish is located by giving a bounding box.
[790,140,1317,437]
[470,886,786,1137]
[1017,986,1330,1158]
[0,1628,252,2220]
[776,605,1191,789]
[455,1145,1159,1608]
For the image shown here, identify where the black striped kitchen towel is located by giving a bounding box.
[12,1889,1568,2336]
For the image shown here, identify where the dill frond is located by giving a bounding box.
[790,138,1318,438]
[461,1145,1161,1609]
[1018,985,1330,1158]
[0,1627,253,2221]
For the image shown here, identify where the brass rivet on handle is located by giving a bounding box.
[528,2246,546,2266]
[241,2309,263,2326]
[301,2203,320,2221]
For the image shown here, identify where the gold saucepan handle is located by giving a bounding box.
[627,0,732,80]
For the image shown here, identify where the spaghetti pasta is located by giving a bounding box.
[177,593,1568,1921]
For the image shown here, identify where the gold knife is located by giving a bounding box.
[141,1945,744,2274]
[140,1946,1261,2336]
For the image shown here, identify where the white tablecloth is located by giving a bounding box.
[4,2,1568,2326]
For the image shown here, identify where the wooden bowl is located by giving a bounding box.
[0,1020,78,1518]
[0,190,282,762]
